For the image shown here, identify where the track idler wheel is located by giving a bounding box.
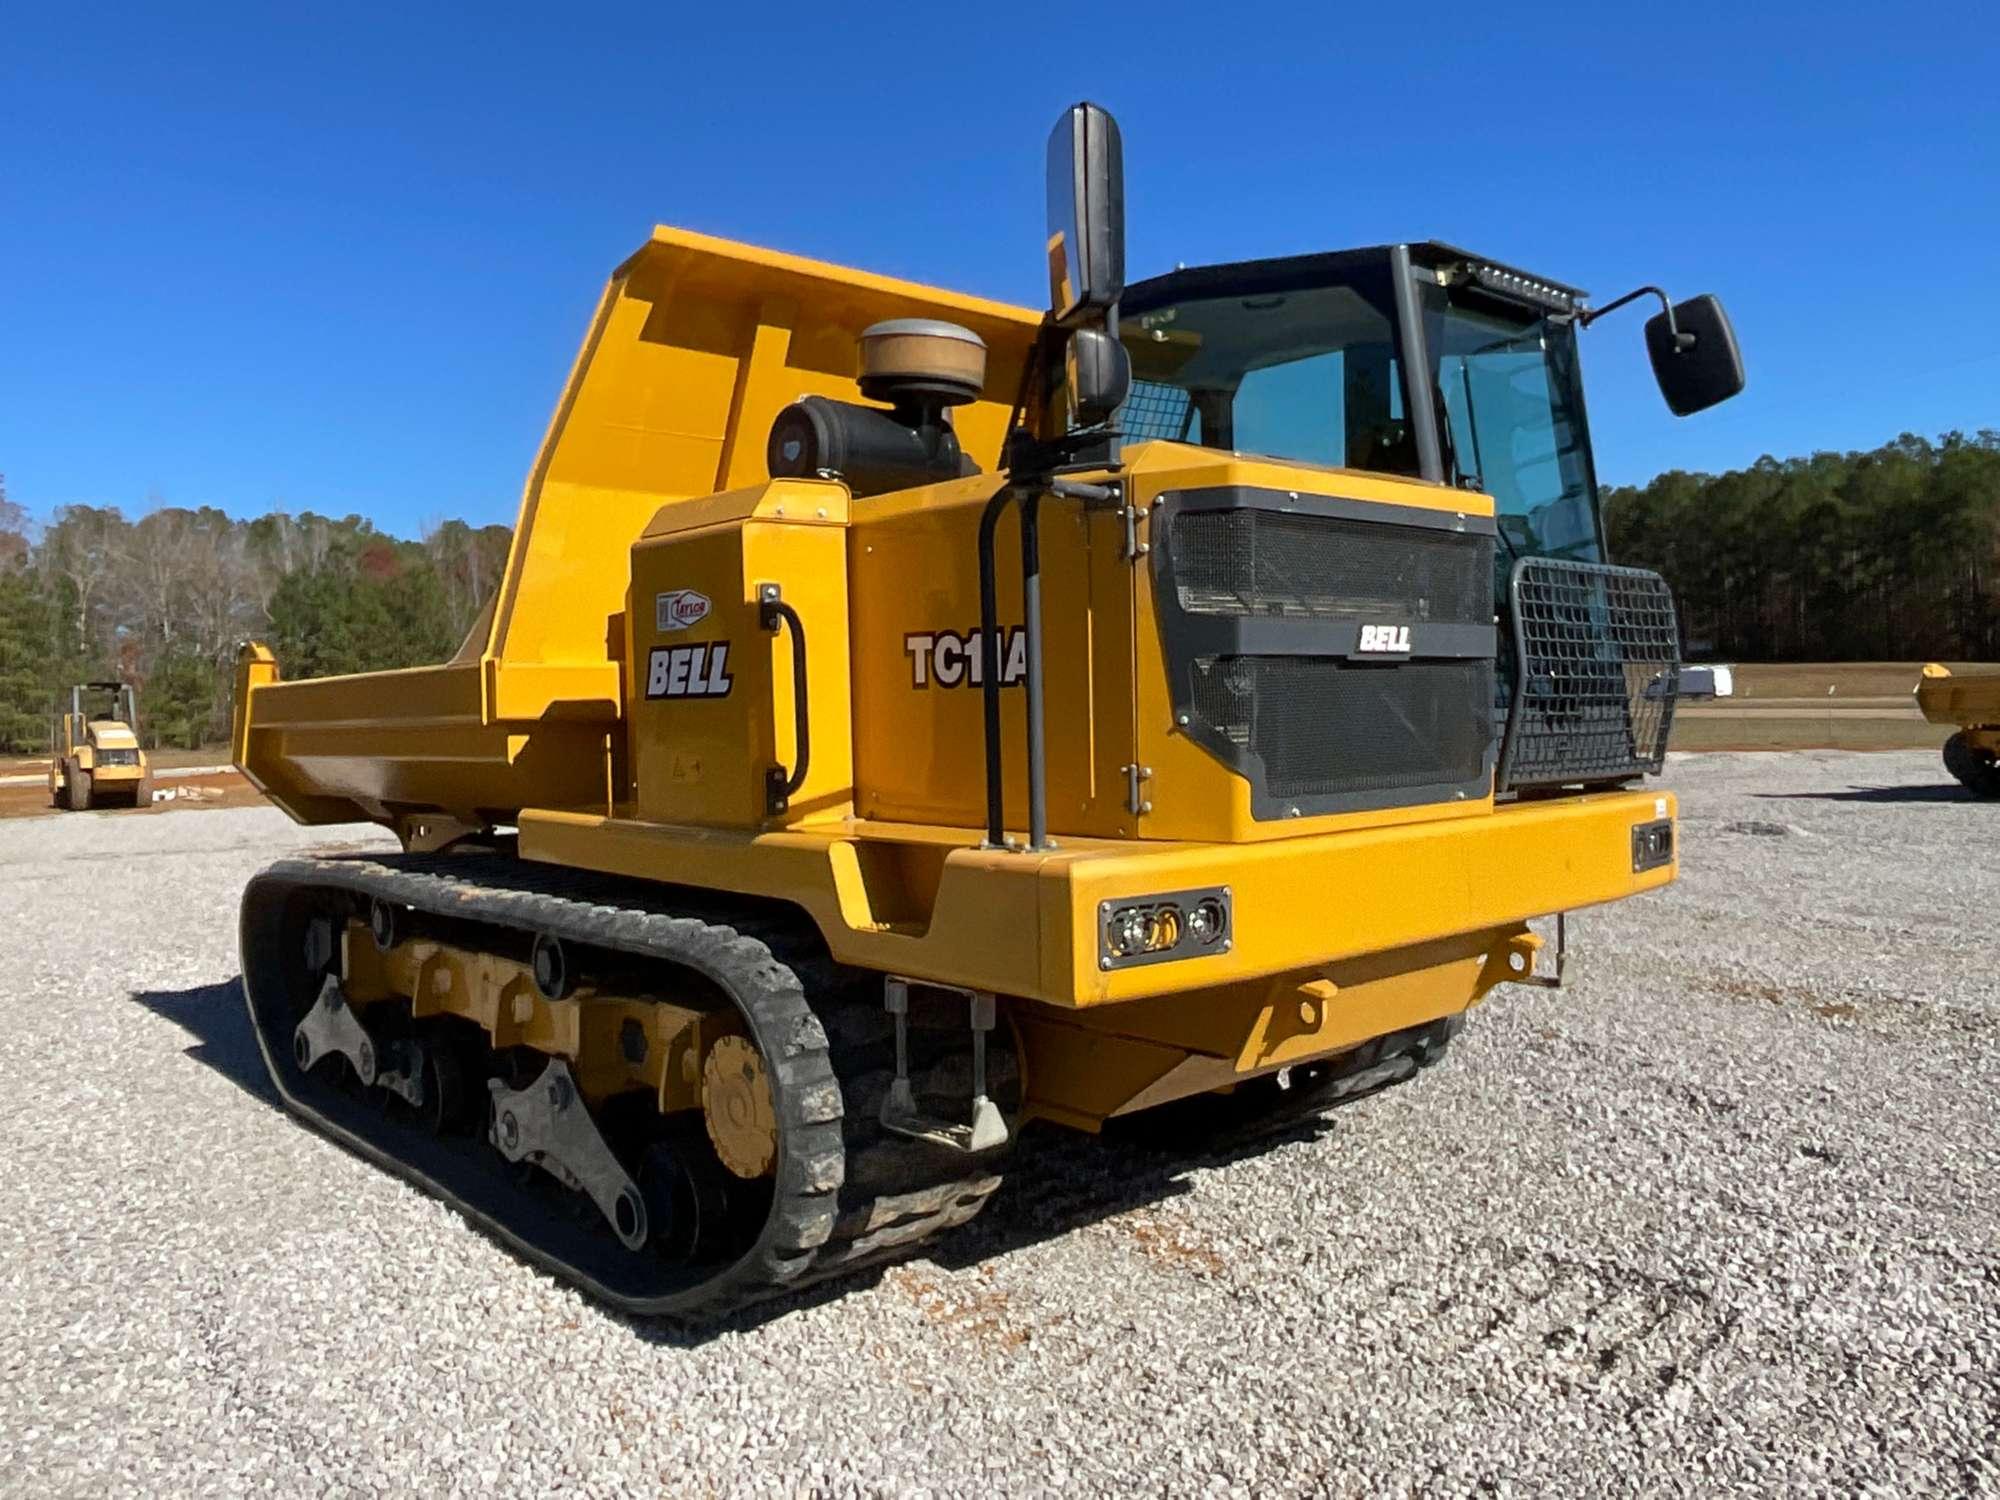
[702,1034,778,1179]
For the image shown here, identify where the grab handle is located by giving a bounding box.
[758,583,810,815]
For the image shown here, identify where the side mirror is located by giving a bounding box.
[1646,294,1744,416]
[1045,102,1125,325]
[1065,327,1131,427]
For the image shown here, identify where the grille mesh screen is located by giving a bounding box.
[1190,657,1493,802]
[1501,559,1680,788]
[1118,380,1194,442]
[1173,509,1491,623]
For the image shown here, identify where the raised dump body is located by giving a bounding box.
[235,227,1038,845]
[1916,663,2000,796]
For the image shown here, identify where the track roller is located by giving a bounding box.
[531,932,571,1000]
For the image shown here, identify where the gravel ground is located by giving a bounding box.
[1,750,1994,1497]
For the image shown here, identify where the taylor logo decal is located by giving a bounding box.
[905,628,1028,688]
[655,589,711,632]
[646,642,733,699]
[1357,624,1412,653]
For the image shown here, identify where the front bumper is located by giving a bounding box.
[524,785,1678,1008]
[1054,787,1676,1003]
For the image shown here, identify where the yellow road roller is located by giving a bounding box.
[232,103,1746,1318]
[51,681,150,810]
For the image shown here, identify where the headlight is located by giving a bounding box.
[1099,887,1231,971]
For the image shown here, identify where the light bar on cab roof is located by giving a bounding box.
[1468,262,1579,314]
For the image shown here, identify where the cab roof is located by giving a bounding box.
[1123,241,1587,316]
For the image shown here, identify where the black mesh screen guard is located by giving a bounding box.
[1118,381,1194,442]
[1498,557,1681,789]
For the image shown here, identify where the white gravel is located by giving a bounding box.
[1,751,1995,1496]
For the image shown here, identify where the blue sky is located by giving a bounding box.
[2,3,1994,537]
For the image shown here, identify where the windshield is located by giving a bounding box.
[1115,262,1608,565]
[1118,273,1422,478]
[1422,288,1603,562]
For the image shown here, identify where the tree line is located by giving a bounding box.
[0,479,510,753]
[2,427,1992,754]
[1604,431,2000,662]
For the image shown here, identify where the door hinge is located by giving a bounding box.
[1118,495,1149,562]
[1122,763,1154,817]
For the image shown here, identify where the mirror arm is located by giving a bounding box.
[998,318,1059,467]
[1580,285,1695,350]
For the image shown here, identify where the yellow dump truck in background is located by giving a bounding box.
[51,681,150,810]
[1917,664,2000,796]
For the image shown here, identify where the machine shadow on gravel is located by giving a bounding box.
[1751,785,1976,804]
[132,978,280,1106]
[129,974,1393,1344]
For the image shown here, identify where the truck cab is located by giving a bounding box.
[1104,242,1699,807]
[1118,243,1607,562]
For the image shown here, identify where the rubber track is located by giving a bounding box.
[238,853,1005,1321]
[1942,732,2000,797]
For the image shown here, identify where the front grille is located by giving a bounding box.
[1499,558,1680,788]
[1190,656,1493,803]
[1155,488,1500,818]
[1172,509,1491,623]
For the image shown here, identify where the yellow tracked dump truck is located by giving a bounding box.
[232,104,1746,1318]
[52,681,150,810]
[1917,664,2000,797]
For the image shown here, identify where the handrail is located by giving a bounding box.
[977,486,1043,848]
[976,475,1117,851]
[758,584,810,816]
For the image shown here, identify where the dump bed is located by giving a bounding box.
[1916,663,2000,729]
[233,227,1038,835]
